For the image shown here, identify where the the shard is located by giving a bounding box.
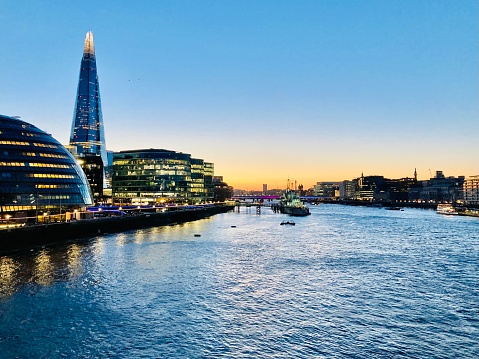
[70,31,108,172]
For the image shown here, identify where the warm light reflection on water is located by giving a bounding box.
[0,257,19,297]
[66,244,82,279]
[33,250,54,286]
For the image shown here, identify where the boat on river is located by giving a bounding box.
[279,189,311,217]
[280,220,296,226]
[436,204,458,215]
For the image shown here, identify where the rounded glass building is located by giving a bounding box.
[0,114,93,215]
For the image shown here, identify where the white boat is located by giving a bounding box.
[436,204,458,215]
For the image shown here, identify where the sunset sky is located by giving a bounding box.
[1,0,477,190]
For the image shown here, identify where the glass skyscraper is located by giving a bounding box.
[69,31,108,189]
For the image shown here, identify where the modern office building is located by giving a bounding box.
[190,158,206,203]
[0,114,93,218]
[112,149,214,204]
[69,31,108,192]
[463,175,479,205]
[204,162,214,201]
[313,182,340,197]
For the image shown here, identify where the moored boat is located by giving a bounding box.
[279,188,311,217]
[436,204,458,215]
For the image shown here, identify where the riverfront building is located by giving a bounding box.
[408,171,464,204]
[313,182,340,198]
[463,175,479,205]
[69,31,108,194]
[112,149,214,204]
[0,114,93,220]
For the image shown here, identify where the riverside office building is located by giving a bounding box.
[112,149,214,205]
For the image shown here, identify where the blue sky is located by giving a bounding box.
[1,0,477,189]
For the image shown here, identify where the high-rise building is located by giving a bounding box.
[69,31,108,193]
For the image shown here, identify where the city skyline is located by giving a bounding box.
[0,1,477,190]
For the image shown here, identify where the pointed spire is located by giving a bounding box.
[83,31,95,55]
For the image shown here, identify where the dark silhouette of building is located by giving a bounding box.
[213,176,233,202]
[78,154,104,198]
[408,171,464,203]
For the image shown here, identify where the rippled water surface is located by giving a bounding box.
[1,205,478,358]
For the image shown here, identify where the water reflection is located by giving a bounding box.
[0,219,212,298]
[67,244,82,280]
[32,250,54,286]
[0,257,19,297]
[0,241,91,297]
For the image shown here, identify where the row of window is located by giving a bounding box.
[0,162,71,169]
[0,140,59,149]
[0,140,29,146]
[21,152,69,159]
[35,184,72,189]
[27,174,75,179]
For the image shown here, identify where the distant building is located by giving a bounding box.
[0,114,93,219]
[339,180,358,199]
[204,162,214,202]
[408,171,464,203]
[213,177,233,202]
[358,174,385,200]
[463,175,479,206]
[263,184,267,194]
[191,158,206,204]
[69,31,109,192]
[112,149,214,204]
[313,182,340,197]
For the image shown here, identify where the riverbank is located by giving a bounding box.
[0,204,234,253]
[309,199,479,217]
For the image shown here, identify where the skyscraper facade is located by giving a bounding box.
[70,31,108,191]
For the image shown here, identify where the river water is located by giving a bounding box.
[1,204,478,358]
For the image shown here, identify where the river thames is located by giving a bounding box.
[1,204,478,358]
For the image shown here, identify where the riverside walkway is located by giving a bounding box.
[0,203,235,253]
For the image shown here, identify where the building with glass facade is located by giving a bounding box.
[463,175,479,205]
[112,149,214,204]
[0,114,93,216]
[69,31,108,192]
[204,162,214,201]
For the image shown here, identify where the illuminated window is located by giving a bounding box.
[28,174,75,179]
[33,143,58,149]
[0,140,29,145]
[29,163,70,169]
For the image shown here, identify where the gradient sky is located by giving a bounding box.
[1,0,478,190]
